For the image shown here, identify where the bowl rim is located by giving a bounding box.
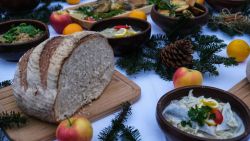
[206,0,246,3]
[152,3,209,20]
[156,85,250,141]
[0,19,49,47]
[89,17,151,40]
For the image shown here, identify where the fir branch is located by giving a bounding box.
[190,34,238,76]
[0,111,27,129]
[120,126,141,141]
[116,33,238,80]
[98,102,132,141]
[0,80,12,89]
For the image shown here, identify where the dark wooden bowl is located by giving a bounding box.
[151,4,208,36]
[90,17,151,56]
[206,0,247,12]
[156,86,250,141]
[0,0,40,12]
[0,19,49,61]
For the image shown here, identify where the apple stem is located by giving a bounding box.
[66,116,72,127]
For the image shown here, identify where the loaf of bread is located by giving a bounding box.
[12,31,114,123]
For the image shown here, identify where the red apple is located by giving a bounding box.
[173,67,203,88]
[56,116,93,141]
[50,11,72,34]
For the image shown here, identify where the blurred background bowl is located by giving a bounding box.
[151,3,208,37]
[205,0,247,12]
[156,86,250,141]
[0,19,49,61]
[0,0,40,12]
[90,17,151,56]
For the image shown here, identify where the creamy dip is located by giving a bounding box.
[163,90,245,139]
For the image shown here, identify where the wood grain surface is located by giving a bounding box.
[0,71,141,141]
[229,78,250,109]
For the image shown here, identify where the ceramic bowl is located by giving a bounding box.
[156,86,250,141]
[151,4,208,36]
[0,19,49,61]
[206,0,247,12]
[0,0,40,12]
[90,17,151,56]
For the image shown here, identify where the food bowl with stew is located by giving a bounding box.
[0,19,49,61]
[151,3,208,36]
[90,17,151,56]
[156,86,250,141]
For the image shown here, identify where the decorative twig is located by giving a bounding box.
[207,8,250,36]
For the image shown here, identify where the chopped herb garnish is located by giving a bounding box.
[188,105,212,126]
[181,120,192,127]
[209,113,216,120]
[0,23,43,43]
[76,6,124,20]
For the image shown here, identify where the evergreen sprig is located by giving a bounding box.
[0,80,12,89]
[116,34,238,80]
[120,126,141,141]
[98,102,141,141]
[0,111,27,129]
[0,0,63,23]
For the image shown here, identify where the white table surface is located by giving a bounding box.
[0,1,250,141]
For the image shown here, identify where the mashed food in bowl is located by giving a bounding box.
[162,90,245,139]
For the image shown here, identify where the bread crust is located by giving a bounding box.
[12,31,114,123]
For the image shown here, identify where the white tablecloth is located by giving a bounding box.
[0,1,250,140]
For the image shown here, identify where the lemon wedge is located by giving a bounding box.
[200,98,219,108]
[205,119,217,126]
[114,28,128,38]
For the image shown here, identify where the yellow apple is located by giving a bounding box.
[173,67,203,88]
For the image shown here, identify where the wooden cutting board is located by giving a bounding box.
[229,78,250,109]
[0,71,140,141]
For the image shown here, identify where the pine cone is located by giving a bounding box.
[160,39,193,69]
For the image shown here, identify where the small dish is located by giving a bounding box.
[90,17,151,56]
[156,86,250,141]
[0,19,49,61]
[150,3,208,36]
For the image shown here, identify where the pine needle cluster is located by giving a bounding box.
[98,102,141,141]
[0,80,12,89]
[0,0,63,23]
[0,111,27,129]
[190,34,238,75]
[116,33,238,80]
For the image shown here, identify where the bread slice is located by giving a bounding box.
[12,31,114,123]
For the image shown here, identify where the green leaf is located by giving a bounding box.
[188,106,211,126]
